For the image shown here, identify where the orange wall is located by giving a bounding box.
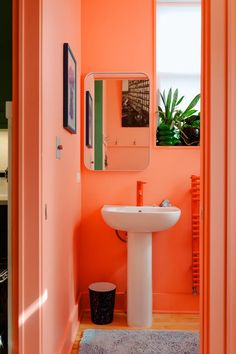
[42,0,81,352]
[105,79,150,170]
[80,0,200,312]
[106,147,150,171]
[105,80,149,146]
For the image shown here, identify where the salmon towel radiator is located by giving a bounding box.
[191,175,200,294]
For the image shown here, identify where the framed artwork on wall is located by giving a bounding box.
[63,43,77,133]
[86,91,93,148]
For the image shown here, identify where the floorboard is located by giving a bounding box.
[71,311,200,353]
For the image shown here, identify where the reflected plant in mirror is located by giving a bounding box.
[84,73,150,171]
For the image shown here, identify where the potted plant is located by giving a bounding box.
[156,88,200,146]
[156,88,183,146]
[180,113,200,146]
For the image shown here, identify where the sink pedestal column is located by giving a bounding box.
[127,232,152,327]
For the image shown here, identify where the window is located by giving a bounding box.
[156,1,201,110]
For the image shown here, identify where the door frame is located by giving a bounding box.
[12,0,42,352]
[227,1,236,353]
[11,0,19,351]
[201,0,234,353]
[12,0,233,353]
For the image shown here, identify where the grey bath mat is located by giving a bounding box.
[79,329,199,354]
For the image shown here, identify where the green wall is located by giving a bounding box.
[94,81,103,170]
[0,0,12,129]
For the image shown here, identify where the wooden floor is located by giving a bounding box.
[71,311,200,353]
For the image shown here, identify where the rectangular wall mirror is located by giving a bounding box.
[84,72,150,171]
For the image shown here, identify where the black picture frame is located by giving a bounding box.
[122,79,150,128]
[63,43,77,134]
[86,91,93,148]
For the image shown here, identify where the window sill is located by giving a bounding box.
[155,145,200,150]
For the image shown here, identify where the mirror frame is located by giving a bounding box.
[84,72,151,172]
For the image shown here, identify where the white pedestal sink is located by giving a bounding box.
[101,205,181,327]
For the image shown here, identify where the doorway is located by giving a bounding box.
[11,0,233,353]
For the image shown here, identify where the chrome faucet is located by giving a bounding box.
[159,199,172,207]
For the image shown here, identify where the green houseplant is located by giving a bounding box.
[156,88,200,146]
[180,113,200,146]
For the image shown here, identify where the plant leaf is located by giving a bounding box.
[182,109,198,118]
[183,94,200,115]
[170,120,175,129]
[163,90,166,105]
[176,96,184,106]
[192,120,200,128]
[158,112,165,119]
[160,93,166,107]
[166,88,172,120]
[170,89,179,116]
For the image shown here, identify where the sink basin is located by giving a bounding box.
[101,205,181,233]
[101,204,181,328]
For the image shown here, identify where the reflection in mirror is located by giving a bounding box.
[84,73,150,171]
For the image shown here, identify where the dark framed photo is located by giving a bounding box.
[63,43,77,133]
[86,91,93,148]
[122,79,150,127]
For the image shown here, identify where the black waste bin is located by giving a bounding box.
[89,282,116,324]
